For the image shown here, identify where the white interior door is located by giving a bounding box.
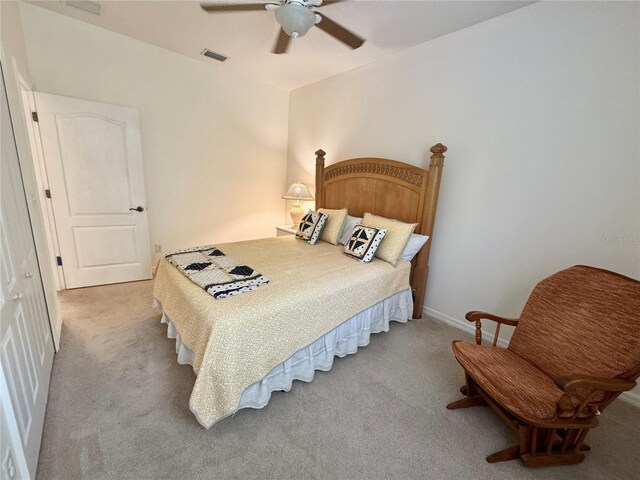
[1,64,54,480]
[34,93,152,288]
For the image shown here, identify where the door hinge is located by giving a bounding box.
[45,189,51,199]
[56,256,63,266]
[31,111,39,122]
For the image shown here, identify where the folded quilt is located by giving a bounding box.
[165,246,269,298]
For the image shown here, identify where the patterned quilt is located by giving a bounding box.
[165,246,269,298]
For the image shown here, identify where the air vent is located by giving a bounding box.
[201,49,228,62]
[65,1,101,16]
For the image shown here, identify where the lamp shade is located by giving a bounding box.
[275,3,316,38]
[282,182,314,201]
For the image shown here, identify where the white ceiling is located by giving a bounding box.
[29,0,534,91]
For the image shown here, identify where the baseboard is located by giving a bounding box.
[424,306,640,408]
[424,306,510,348]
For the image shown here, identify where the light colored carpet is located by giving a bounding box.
[36,280,639,480]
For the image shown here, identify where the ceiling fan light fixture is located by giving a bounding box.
[275,3,316,38]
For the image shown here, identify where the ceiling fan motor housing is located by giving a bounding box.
[275,1,316,38]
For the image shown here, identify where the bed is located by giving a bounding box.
[152,143,448,428]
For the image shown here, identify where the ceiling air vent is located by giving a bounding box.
[65,1,101,16]
[201,49,228,63]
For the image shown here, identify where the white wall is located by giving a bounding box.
[1,0,62,347]
[19,3,290,265]
[288,0,639,316]
[287,1,640,402]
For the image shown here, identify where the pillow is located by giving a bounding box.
[295,210,328,245]
[362,213,417,266]
[401,234,429,262]
[343,225,387,263]
[317,208,348,245]
[338,215,362,245]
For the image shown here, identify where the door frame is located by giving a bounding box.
[18,77,65,291]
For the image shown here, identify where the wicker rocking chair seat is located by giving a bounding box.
[452,341,581,423]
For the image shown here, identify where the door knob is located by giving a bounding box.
[24,272,33,278]
[13,293,23,301]
[129,206,144,212]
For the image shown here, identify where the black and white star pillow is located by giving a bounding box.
[343,225,387,263]
[295,211,328,245]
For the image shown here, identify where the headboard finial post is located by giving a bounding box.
[315,149,326,209]
[429,143,447,166]
[412,142,447,319]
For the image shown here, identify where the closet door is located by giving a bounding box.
[1,65,54,479]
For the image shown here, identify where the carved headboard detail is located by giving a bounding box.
[315,144,447,319]
[324,163,425,187]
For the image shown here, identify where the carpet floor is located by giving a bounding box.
[36,280,639,480]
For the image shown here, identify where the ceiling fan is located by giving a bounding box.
[201,0,365,54]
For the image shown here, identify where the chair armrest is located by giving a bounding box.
[465,311,519,326]
[465,311,519,346]
[555,375,637,395]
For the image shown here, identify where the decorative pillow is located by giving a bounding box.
[295,210,328,245]
[343,225,387,263]
[338,215,362,245]
[318,208,348,245]
[401,234,429,262]
[362,213,417,266]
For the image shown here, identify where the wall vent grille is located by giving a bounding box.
[201,49,228,62]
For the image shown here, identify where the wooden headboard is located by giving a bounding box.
[315,143,447,319]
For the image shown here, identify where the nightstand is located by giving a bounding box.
[276,225,297,237]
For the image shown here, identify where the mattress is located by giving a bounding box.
[153,236,412,427]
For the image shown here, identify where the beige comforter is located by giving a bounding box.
[153,236,411,427]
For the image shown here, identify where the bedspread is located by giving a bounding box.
[153,235,411,427]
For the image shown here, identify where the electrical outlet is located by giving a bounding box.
[155,244,162,253]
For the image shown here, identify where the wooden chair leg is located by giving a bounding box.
[518,426,589,467]
[448,373,486,409]
[485,427,591,466]
[486,445,520,463]
[521,452,585,467]
[446,396,486,410]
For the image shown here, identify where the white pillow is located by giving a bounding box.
[401,234,429,261]
[338,215,362,245]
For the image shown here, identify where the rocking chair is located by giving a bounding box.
[447,265,640,467]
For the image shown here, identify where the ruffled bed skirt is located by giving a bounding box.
[156,288,413,422]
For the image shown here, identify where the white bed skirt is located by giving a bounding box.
[156,288,413,421]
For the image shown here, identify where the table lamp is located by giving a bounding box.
[282,182,314,228]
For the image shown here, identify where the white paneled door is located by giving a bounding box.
[1,64,54,480]
[34,93,152,288]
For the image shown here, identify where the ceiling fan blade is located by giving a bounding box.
[201,3,269,12]
[315,12,365,49]
[272,28,291,54]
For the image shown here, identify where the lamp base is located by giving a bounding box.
[289,201,305,229]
